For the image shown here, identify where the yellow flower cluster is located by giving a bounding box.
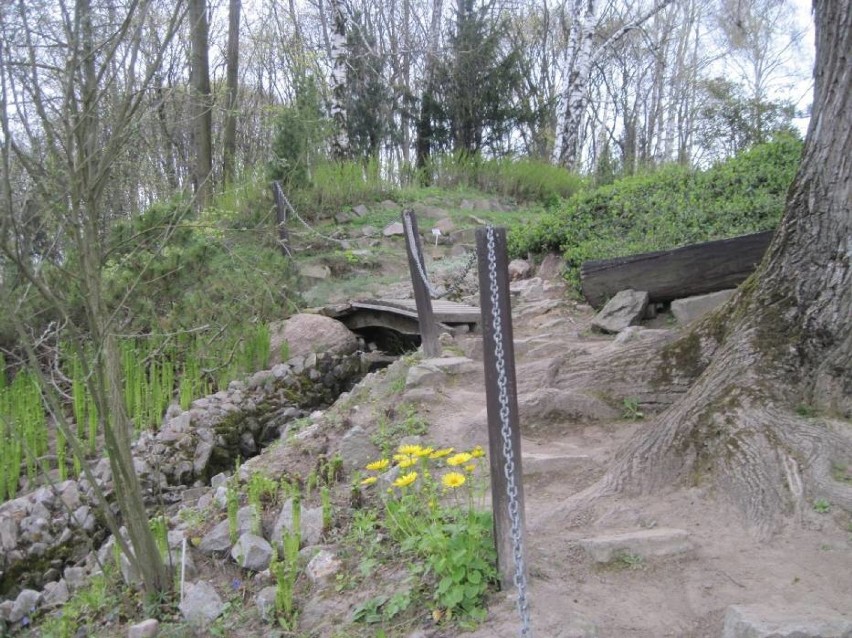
[362,442,487,491]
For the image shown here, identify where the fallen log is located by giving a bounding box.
[580,230,774,308]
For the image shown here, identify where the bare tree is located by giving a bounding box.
[0,0,186,596]
[222,0,241,186]
[189,0,213,206]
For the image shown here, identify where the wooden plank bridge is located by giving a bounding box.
[326,298,480,336]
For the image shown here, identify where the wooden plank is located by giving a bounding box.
[476,226,529,594]
[402,210,441,357]
[357,298,480,323]
[580,230,773,308]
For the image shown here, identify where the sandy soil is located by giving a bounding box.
[402,280,852,638]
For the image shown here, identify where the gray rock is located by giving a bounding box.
[338,426,379,474]
[58,480,82,511]
[272,499,324,550]
[127,618,160,638]
[306,549,341,585]
[405,363,445,389]
[510,276,545,301]
[72,505,95,532]
[299,264,332,281]
[379,200,400,211]
[0,516,17,551]
[353,204,369,217]
[43,579,70,606]
[578,528,693,563]
[434,217,455,234]
[198,507,255,554]
[360,225,378,237]
[722,604,852,638]
[508,259,532,280]
[591,289,649,334]
[420,356,478,375]
[10,589,42,623]
[193,440,214,475]
[269,314,358,365]
[179,581,224,625]
[256,586,278,622]
[231,533,273,571]
[383,221,404,237]
[537,253,566,280]
[671,289,736,325]
[210,472,229,489]
[0,600,14,623]
[519,388,620,425]
[64,566,87,591]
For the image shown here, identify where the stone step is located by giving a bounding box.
[722,604,852,638]
[522,452,594,477]
[578,528,693,563]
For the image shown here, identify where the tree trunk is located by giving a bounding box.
[329,0,349,161]
[593,0,852,536]
[189,0,213,207]
[222,0,241,187]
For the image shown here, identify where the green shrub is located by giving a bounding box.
[509,134,803,290]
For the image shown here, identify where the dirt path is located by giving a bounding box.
[406,278,852,637]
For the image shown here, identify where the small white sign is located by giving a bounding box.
[432,227,442,246]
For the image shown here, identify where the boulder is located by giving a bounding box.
[434,217,455,235]
[508,259,532,280]
[231,533,273,571]
[352,204,369,217]
[179,581,224,625]
[306,549,341,585]
[671,289,736,325]
[198,507,255,554]
[591,289,649,334]
[383,221,405,237]
[722,604,852,638]
[42,579,69,606]
[298,264,331,281]
[128,618,160,638]
[9,589,41,623]
[256,586,278,622]
[379,200,400,211]
[269,314,359,364]
[537,253,566,280]
[272,499,324,550]
[337,426,379,474]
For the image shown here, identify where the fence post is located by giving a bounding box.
[270,181,291,258]
[402,209,441,358]
[475,226,530,600]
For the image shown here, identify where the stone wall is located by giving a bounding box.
[0,351,366,608]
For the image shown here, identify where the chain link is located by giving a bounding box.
[485,225,532,638]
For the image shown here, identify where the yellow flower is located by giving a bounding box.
[365,459,390,471]
[464,464,476,473]
[429,447,454,459]
[397,456,417,469]
[361,476,378,486]
[392,453,409,462]
[447,452,473,466]
[397,444,424,456]
[471,445,485,458]
[393,471,418,488]
[414,446,434,457]
[442,472,466,489]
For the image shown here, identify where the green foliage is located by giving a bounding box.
[371,405,430,456]
[356,442,497,626]
[247,471,278,535]
[292,159,395,216]
[269,75,327,190]
[270,493,302,630]
[0,369,45,498]
[427,154,584,205]
[509,135,803,290]
[227,463,241,543]
[622,398,644,421]
[813,499,831,514]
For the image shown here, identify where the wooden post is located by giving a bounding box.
[476,226,528,591]
[402,209,441,358]
[270,181,291,258]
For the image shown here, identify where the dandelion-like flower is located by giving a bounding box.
[361,476,378,486]
[442,472,466,489]
[429,447,454,459]
[393,471,418,488]
[398,443,424,456]
[447,452,473,466]
[365,459,390,471]
[464,464,476,473]
[397,456,417,469]
[471,445,485,458]
[414,446,434,457]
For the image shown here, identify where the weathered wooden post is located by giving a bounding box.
[476,225,532,636]
[270,181,291,257]
[402,209,441,358]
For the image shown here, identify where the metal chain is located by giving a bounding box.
[402,211,442,298]
[486,225,532,638]
[442,249,478,300]
[279,189,348,247]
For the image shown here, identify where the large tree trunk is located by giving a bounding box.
[590,0,851,536]
[189,0,213,207]
[222,0,241,187]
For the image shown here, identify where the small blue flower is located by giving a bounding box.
[231,578,242,590]
[21,616,30,627]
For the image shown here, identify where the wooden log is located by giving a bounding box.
[580,230,774,308]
